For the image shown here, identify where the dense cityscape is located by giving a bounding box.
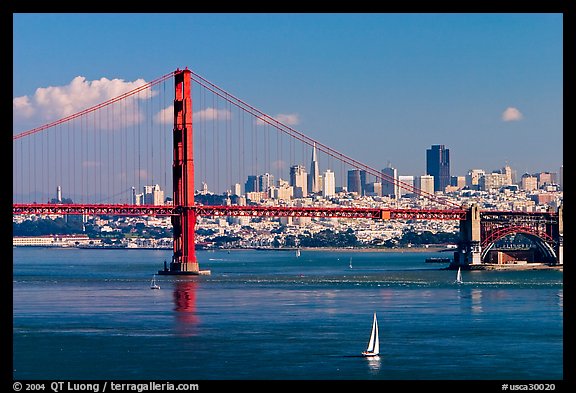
[13,144,563,250]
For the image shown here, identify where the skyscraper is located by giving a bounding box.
[381,166,399,199]
[258,173,274,193]
[347,169,362,195]
[143,184,165,205]
[426,145,450,192]
[290,165,308,198]
[245,175,259,193]
[416,175,435,196]
[308,143,321,194]
[323,169,335,198]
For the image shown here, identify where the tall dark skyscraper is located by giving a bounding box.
[426,144,450,192]
[347,169,362,195]
[245,175,259,193]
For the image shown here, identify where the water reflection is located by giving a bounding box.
[173,279,199,336]
[458,287,484,314]
[471,288,483,314]
[365,356,381,373]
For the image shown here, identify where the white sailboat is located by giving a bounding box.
[349,257,353,269]
[456,267,463,284]
[362,312,380,357]
[296,248,301,257]
[150,274,160,290]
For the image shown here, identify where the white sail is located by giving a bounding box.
[363,312,379,356]
[150,274,160,289]
[456,267,463,284]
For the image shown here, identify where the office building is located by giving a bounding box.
[381,166,399,199]
[258,173,274,193]
[347,169,362,195]
[450,176,466,189]
[323,169,336,198]
[426,144,450,192]
[416,175,435,196]
[245,175,259,194]
[308,143,321,194]
[231,183,242,196]
[466,169,485,190]
[398,175,415,196]
[520,174,538,191]
[290,165,308,198]
[143,184,165,205]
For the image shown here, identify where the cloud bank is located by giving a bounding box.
[13,76,151,128]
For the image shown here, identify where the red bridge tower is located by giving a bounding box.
[159,68,209,275]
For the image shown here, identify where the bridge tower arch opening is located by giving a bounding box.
[481,232,557,264]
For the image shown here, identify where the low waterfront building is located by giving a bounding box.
[13,234,99,247]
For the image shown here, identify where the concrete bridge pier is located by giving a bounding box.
[557,204,563,265]
[454,203,482,267]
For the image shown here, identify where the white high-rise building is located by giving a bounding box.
[143,184,165,205]
[323,169,336,198]
[232,183,242,196]
[416,175,435,196]
[290,165,308,198]
[398,175,415,196]
[466,169,485,190]
[271,180,293,201]
[308,143,321,194]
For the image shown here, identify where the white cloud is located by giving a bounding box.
[256,113,300,126]
[12,96,34,118]
[195,107,231,121]
[154,106,233,125]
[13,76,151,128]
[154,105,174,124]
[502,107,523,122]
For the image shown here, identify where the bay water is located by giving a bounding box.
[12,247,563,382]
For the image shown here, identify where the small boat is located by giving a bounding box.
[349,257,353,269]
[150,274,160,290]
[362,312,380,357]
[456,267,463,284]
[296,248,301,257]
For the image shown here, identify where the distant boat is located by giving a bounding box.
[456,267,463,284]
[349,257,353,269]
[296,248,301,257]
[362,313,380,357]
[150,274,160,290]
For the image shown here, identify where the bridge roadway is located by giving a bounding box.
[12,203,468,220]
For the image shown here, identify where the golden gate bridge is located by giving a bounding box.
[12,68,562,274]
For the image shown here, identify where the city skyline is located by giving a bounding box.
[13,13,562,180]
[23,147,561,204]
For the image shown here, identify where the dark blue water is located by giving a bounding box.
[13,248,563,381]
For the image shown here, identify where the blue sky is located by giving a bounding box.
[13,13,563,179]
